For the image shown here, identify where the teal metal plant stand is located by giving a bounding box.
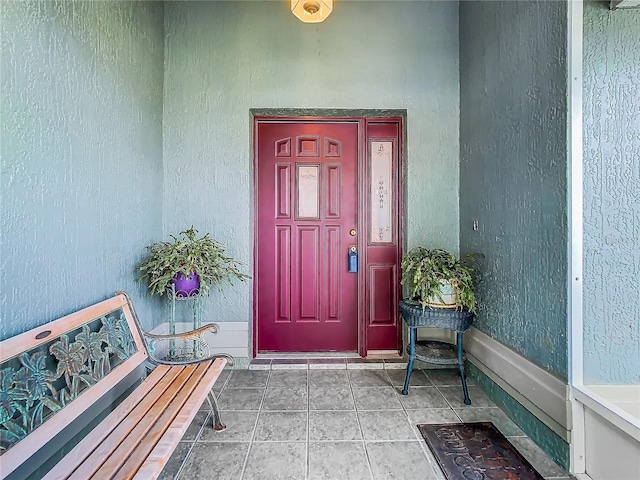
[167,284,204,359]
[399,300,474,405]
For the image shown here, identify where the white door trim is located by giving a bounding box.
[567,0,585,473]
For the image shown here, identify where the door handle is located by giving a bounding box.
[348,245,358,272]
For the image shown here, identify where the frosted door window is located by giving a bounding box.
[370,141,393,243]
[297,164,320,219]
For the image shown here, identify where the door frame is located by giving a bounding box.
[251,109,406,358]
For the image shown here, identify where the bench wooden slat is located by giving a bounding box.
[90,362,211,480]
[132,431,182,480]
[132,360,226,479]
[116,364,210,479]
[127,359,227,480]
[42,365,180,480]
[64,365,196,480]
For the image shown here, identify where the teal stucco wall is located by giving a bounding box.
[583,1,640,385]
[459,0,569,467]
[0,0,165,338]
[459,0,568,379]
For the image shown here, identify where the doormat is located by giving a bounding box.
[418,422,544,480]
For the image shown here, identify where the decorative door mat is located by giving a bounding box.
[418,422,544,480]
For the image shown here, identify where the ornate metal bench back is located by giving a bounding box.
[0,295,146,462]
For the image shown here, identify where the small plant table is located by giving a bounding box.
[399,299,474,405]
[166,284,204,360]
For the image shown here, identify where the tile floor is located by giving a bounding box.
[159,366,572,480]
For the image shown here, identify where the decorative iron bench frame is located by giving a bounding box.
[0,291,233,480]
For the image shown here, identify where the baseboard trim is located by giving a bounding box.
[464,327,571,441]
[150,321,248,359]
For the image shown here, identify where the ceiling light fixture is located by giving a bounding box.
[291,0,333,23]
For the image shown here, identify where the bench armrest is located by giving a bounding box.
[115,291,235,368]
[153,353,234,367]
[142,323,219,341]
[143,323,228,365]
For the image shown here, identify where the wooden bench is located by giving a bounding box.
[0,291,233,480]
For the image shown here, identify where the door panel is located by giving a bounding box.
[364,122,402,351]
[369,264,396,325]
[275,226,291,322]
[297,226,320,319]
[256,121,359,352]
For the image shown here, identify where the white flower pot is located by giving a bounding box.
[425,280,458,308]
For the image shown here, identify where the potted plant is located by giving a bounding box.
[400,247,482,312]
[137,227,250,297]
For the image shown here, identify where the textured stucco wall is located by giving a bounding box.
[459,0,568,380]
[0,0,164,339]
[162,1,461,323]
[583,1,640,385]
[459,0,569,466]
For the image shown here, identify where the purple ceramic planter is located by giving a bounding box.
[172,271,200,297]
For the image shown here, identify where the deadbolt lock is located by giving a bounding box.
[349,229,357,236]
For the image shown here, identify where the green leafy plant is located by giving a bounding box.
[400,247,482,312]
[137,227,250,297]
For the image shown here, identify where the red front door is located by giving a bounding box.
[256,121,359,351]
